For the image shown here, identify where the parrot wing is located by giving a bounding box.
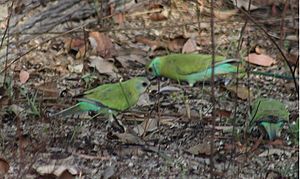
[250,98,289,125]
[83,77,149,111]
[83,82,132,111]
[164,54,228,75]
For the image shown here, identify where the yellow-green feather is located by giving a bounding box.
[158,53,226,75]
[248,98,289,140]
[148,53,239,86]
[84,77,149,111]
[53,77,149,117]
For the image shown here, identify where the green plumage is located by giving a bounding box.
[249,98,289,140]
[53,77,150,117]
[259,120,285,141]
[146,53,240,86]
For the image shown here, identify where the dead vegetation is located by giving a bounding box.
[0,0,298,178]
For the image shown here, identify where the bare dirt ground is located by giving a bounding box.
[0,0,298,178]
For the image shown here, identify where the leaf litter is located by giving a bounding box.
[0,0,298,178]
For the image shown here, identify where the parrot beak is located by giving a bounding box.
[145,61,158,81]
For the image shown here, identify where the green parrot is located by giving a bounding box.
[146,53,294,86]
[146,53,240,86]
[53,77,150,117]
[249,98,289,140]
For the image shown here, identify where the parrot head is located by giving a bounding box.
[134,77,150,93]
[146,57,161,78]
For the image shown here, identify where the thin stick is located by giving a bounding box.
[1,1,13,85]
[279,0,289,48]
[209,0,216,177]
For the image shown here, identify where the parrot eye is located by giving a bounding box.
[142,82,148,87]
[148,67,152,72]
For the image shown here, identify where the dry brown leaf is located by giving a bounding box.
[117,47,148,57]
[268,139,285,146]
[0,96,9,107]
[136,36,186,52]
[224,142,248,153]
[214,126,234,133]
[232,0,258,10]
[278,50,299,66]
[0,5,8,29]
[0,6,8,19]
[137,93,152,106]
[254,46,266,54]
[36,165,79,177]
[89,32,115,58]
[284,81,296,93]
[148,4,168,21]
[216,109,232,118]
[19,134,31,150]
[174,0,191,12]
[245,53,276,66]
[64,38,86,52]
[58,169,74,179]
[89,56,118,77]
[148,3,163,9]
[63,38,87,59]
[115,54,147,68]
[76,46,87,59]
[186,142,215,156]
[259,148,292,157]
[108,1,116,14]
[114,132,145,145]
[113,13,126,25]
[149,12,168,21]
[0,158,9,174]
[167,37,187,52]
[201,7,237,20]
[214,9,238,20]
[10,104,25,116]
[159,86,182,93]
[182,37,197,53]
[135,36,163,50]
[19,70,30,84]
[108,0,139,13]
[225,85,253,100]
[286,35,298,41]
[0,19,7,29]
[133,118,158,136]
[36,82,59,97]
[55,66,70,75]
[68,64,83,74]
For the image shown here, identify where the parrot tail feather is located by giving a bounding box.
[51,101,101,117]
[189,63,239,82]
[259,121,284,140]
